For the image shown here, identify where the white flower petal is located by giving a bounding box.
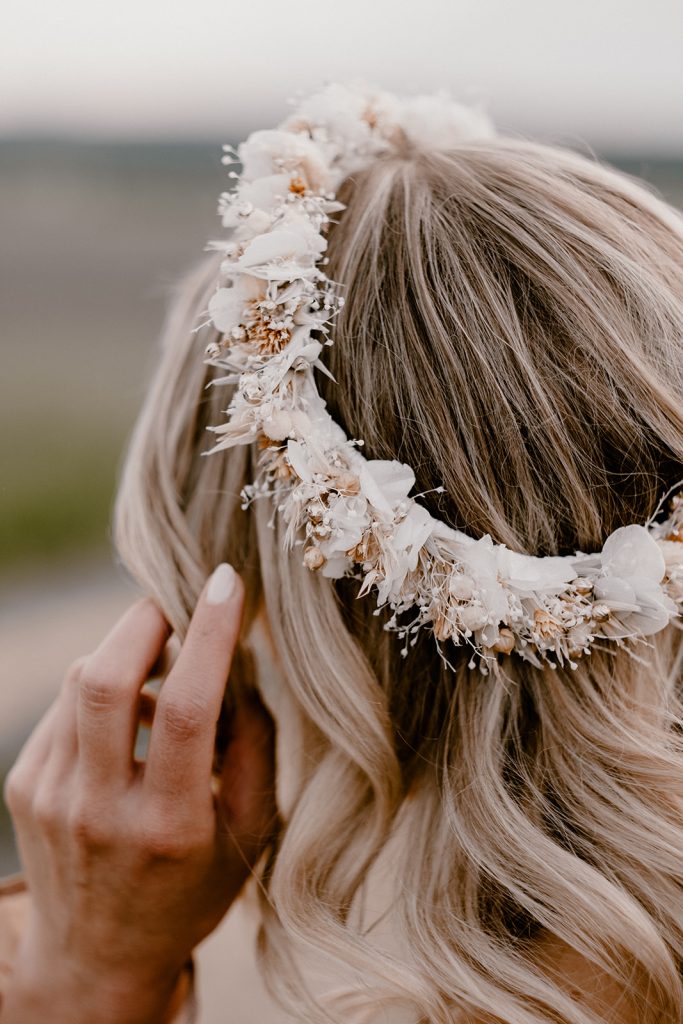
[460,536,510,623]
[660,539,683,570]
[237,228,325,271]
[238,129,330,190]
[359,460,416,516]
[321,554,353,579]
[286,440,313,482]
[496,548,575,596]
[626,604,677,636]
[262,411,293,441]
[234,209,272,237]
[393,505,434,570]
[207,288,245,332]
[240,173,291,211]
[593,576,638,607]
[601,524,666,582]
[320,495,367,552]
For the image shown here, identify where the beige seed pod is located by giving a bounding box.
[271,451,294,480]
[349,532,380,564]
[533,609,562,638]
[334,471,361,494]
[567,644,587,660]
[592,603,611,623]
[492,628,515,654]
[303,546,325,570]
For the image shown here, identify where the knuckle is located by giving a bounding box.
[157,697,207,743]
[32,788,63,833]
[135,819,200,861]
[78,662,126,713]
[66,656,88,687]
[67,799,112,848]
[3,768,28,815]
[137,596,163,622]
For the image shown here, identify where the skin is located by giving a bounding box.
[1,564,277,1024]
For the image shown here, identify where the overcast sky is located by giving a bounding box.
[3,0,683,152]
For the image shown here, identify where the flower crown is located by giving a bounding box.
[201,82,683,674]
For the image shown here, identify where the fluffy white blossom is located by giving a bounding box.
[397,93,495,150]
[238,129,331,190]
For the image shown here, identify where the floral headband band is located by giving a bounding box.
[200,82,683,674]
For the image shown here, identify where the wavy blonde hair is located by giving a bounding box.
[114,138,683,1023]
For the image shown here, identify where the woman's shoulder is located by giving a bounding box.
[0,875,197,1024]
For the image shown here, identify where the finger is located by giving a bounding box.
[216,690,277,860]
[134,645,179,758]
[145,563,244,808]
[4,655,91,820]
[45,672,161,782]
[76,599,170,789]
[4,697,62,797]
[37,659,85,786]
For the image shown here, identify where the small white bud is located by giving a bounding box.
[449,574,475,601]
[459,605,489,631]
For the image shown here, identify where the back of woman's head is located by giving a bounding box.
[115,136,683,1023]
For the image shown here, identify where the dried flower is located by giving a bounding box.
[492,628,515,654]
[449,573,475,601]
[303,546,326,570]
[202,83,683,673]
[533,609,562,639]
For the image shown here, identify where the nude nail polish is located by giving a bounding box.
[206,563,236,604]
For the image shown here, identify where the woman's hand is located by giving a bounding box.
[2,563,276,1024]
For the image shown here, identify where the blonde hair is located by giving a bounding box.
[115,138,683,1023]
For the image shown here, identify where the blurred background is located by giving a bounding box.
[1,0,682,874]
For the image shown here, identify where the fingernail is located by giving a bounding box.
[206,563,236,605]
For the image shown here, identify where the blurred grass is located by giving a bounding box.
[0,428,122,564]
[0,138,229,572]
[0,142,682,573]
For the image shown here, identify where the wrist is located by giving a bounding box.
[2,958,186,1024]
